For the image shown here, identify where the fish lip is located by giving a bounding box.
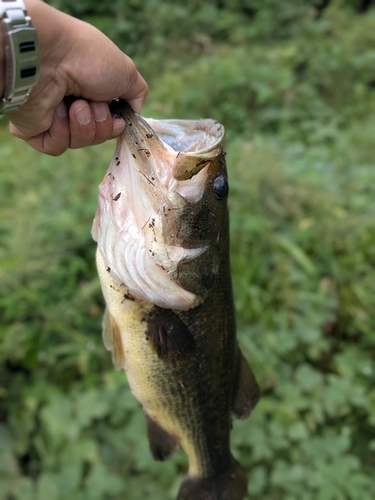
[110,99,167,152]
[109,99,225,152]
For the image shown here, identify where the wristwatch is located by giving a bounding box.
[0,0,40,114]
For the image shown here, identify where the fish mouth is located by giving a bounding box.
[93,101,226,310]
[110,99,224,183]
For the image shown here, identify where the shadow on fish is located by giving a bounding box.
[92,99,260,499]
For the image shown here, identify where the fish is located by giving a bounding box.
[91,100,260,500]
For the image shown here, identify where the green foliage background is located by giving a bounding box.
[1,1,375,498]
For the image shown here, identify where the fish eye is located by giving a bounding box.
[213,175,228,199]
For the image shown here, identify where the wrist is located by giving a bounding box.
[1,0,78,113]
[23,0,84,97]
[1,0,40,113]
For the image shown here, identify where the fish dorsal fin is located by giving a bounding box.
[102,307,126,370]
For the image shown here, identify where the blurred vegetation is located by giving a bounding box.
[1,0,375,499]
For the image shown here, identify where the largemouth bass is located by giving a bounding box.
[92,100,260,500]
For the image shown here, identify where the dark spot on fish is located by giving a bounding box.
[132,154,137,159]
[106,267,111,273]
[202,273,216,291]
[151,177,155,181]
[146,133,153,138]
[213,175,228,199]
[116,161,120,166]
[124,292,135,301]
[195,158,209,168]
[138,148,151,158]
[113,193,121,201]
[115,157,119,160]
[145,307,195,365]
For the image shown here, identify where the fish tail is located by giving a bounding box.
[176,457,247,500]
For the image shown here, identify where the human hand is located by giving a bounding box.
[3,0,148,156]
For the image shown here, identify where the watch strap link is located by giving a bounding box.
[1,0,40,114]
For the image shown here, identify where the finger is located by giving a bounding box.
[68,99,96,149]
[23,102,70,156]
[88,102,125,146]
[117,57,148,113]
[125,80,148,114]
[110,117,126,139]
[89,116,126,146]
[68,101,126,147]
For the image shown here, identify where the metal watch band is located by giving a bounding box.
[0,0,40,114]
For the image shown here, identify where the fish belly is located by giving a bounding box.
[96,248,234,478]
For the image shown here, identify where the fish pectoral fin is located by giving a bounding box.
[145,412,179,461]
[145,306,195,365]
[232,351,260,420]
[102,307,126,370]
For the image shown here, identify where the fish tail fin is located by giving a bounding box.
[177,457,247,500]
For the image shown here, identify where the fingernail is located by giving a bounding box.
[75,104,92,126]
[92,103,109,123]
[112,117,126,135]
[56,101,67,118]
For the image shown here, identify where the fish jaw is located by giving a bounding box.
[92,101,227,310]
